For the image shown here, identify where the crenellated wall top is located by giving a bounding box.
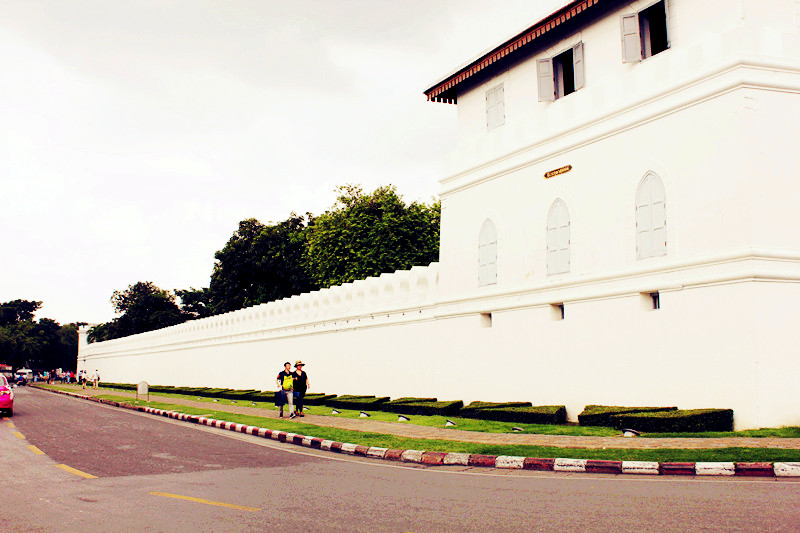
[81,263,440,354]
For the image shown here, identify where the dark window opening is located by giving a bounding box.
[553,49,575,99]
[650,292,660,310]
[640,1,669,59]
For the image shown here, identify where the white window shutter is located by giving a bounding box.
[486,88,495,129]
[479,220,498,286]
[546,201,570,275]
[636,173,667,259]
[573,42,585,90]
[537,58,555,102]
[621,13,641,63]
[651,177,667,256]
[495,85,505,127]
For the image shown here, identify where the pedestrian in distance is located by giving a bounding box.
[80,370,87,389]
[276,362,294,418]
[92,369,100,389]
[293,361,309,417]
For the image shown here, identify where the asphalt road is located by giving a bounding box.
[1,386,798,532]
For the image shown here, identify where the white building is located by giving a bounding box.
[80,0,800,429]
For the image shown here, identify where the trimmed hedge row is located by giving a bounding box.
[94,382,733,432]
[326,395,390,410]
[578,405,678,427]
[611,409,734,432]
[385,397,438,405]
[464,405,567,424]
[382,400,464,416]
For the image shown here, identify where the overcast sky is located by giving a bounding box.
[0,0,565,325]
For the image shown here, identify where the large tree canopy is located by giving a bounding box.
[89,282,188,342]
[208,214,316,314]
[305,185,440,288]
[88,184,441,341]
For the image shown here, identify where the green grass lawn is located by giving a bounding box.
[82,391,800,463]
[39,384,800,445]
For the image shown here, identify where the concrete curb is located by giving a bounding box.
[38,387,800,479]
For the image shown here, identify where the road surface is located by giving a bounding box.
[1,386,798,532]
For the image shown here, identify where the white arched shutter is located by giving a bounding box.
[636,173,667,259]
[546,201,570,275]
[479,220,498,286]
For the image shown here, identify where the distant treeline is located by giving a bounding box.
[0,299,81,372]
[89,185,440,343]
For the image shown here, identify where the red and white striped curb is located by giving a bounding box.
[38,387,800,478]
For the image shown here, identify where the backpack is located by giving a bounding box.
[282,374,293,391]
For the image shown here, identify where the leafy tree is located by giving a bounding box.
[208,214,316,314]
[0,299,41,327]
[175,287,212,319]
[305,185,440,288]
[0,300,80,371]
[89,282,188,342]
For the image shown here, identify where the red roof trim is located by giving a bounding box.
[425,0,604,103]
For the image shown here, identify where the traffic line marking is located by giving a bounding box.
[6,421,15,428]
[13,431,25,439]
[55,464,98,479]
[149,492,260,512]
[26,444,45,455]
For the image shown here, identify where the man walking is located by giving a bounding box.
[91,369,100,389]
[276,362,294,418]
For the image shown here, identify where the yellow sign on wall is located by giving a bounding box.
[544,165,572,179]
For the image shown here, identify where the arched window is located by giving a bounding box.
[636,172,667,259]
[478,219,497,286]
[546,200,570,275]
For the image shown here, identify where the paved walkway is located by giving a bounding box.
[57,385,800,450]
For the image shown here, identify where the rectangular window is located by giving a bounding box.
[537,42,584,102]
[640,291,660,310]
[480,313,492,328]
[622,1,669,63]
[550,303,565,321]
[486,84,505,130]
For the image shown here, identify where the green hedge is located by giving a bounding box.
[302,393,337,405]
[326,395,390,410]
[385,397,438,405]
[578,405,678,427]
[382,400,464,416]
[459,401,532,417]
[611,409,734,432]
[462,405,567,424]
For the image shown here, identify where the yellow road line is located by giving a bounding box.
[6,421,15,428]
[26,444,45,455]
[149,492,260,512]
[55,464,98,479]
[13,431,25,439]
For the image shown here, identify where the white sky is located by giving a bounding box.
[0,0,565,325]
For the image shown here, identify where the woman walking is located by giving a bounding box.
[292,361,309,417]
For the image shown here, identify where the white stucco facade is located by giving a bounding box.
[80,0,800,429]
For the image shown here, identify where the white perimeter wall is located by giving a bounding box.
[79,259,800,430]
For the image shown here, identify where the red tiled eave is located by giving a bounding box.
[424,0,604,104]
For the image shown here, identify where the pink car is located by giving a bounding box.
[0,375,13,416]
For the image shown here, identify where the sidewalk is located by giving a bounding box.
[63,385,800,450]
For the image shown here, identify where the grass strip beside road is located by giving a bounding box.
[95,394,800,463]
